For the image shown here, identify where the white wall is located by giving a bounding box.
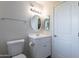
[0,1,28,56]
[0,1,44,57]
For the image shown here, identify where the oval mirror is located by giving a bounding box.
[31,15,41,31]
[44,16,50,31]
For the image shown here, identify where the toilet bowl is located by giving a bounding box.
[7,39,27,58]
[13,54,26,58]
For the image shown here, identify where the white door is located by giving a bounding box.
[71,2,79,57]
[52,2,72,57]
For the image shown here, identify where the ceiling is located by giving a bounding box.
[36,1,60,7]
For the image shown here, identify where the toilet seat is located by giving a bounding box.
[13,54,26,58]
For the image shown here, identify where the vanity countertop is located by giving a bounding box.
[28,33,51,39]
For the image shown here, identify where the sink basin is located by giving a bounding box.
[28,33,51,39]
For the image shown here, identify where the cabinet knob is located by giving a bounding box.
[43,45,47,47]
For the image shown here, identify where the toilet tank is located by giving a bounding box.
[7,39,25,56]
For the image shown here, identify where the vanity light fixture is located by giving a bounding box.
[30,8,41,14]
[30,3,41,14]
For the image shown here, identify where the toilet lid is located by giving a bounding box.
[13,54,26,58]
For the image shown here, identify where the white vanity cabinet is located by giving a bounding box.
[28,34,52,58]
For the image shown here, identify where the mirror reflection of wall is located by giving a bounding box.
[44,16,50,31]
[31,15,41,32]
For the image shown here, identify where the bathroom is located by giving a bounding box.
[0,1,79,58]
[0,1,57,58]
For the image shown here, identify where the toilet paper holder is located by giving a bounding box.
[29,42,35,47]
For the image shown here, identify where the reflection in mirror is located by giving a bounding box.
[31,15,41,31]
[44,16,50,31]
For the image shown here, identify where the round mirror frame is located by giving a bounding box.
[31,15,41,31]
[44,16,50,31]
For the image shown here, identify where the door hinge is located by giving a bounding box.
[78,2,79,6]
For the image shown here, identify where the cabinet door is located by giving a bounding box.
[53,2,72,57]
[30,37,51,58]
[72,2,79,57]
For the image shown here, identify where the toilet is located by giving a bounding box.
[7,39,27,58]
